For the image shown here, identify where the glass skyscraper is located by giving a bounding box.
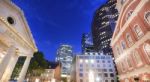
[56,44,73,77]
[92,0,118,55]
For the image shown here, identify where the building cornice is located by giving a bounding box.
[0,17,37,52]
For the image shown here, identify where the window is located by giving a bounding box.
[133,50,142,65]
[104,73,108,77]
[111,80,114,82]
[126,33,133,46]
[121,41,126,50]
[105,80,108,82]
[80,64,83,67]
[80,79,83,82]
[79,73,83,77]
[7,16,15,25]
[121,62,125,71]
[144,43,150,60]
[116,46,121,55]
[79,69,83,72]
[145,11,150,25]
[121,0,126,5]
[127,57,132,68]
[103,69,107,72]
[110,73,114,77]
[134,25,144,38]
[108,60,111,63]
[126,10,133,21]
[109,69,113,72]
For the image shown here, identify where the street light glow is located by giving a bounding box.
[85,59,88,63]
[80,59,83,63]
[89,70,94,82]
[90,59,94,63]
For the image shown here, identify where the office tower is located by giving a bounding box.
[56,44,73,77]
[92,0,118,55]
[81,33,95,53]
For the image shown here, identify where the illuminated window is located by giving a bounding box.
[145,11,150,25]
[144,43,150,61]
[126,33,133,46]
[134,25,144,38]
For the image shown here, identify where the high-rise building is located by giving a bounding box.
[56,44,73,77]
[92,0,118,55]
[73,52,117,82]
[111,0,150,82]
[81,33,95,53]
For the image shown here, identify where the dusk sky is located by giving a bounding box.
[12,0,107,61]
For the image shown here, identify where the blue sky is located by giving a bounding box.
[12,0,107,61]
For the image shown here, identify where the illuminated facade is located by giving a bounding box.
[56,44,73,77]
[0,0,37,81]
[75,53,117,82]
[92,0,118,55]
[111,0,150,82]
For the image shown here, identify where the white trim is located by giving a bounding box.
[111,0,149,46]
[115,32,150,63]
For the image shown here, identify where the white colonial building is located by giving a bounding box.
[0,0,37,82]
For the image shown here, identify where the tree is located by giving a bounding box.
[27,51,50,76]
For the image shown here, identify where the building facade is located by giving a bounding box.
[75,53,117,82]
[81,33,95,53]
[92,0,118,55]
[56,44,73,77]
[0,0,37,81]
[111,0,150,82]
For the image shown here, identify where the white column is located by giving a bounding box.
[18,57,31,82]
[1,55,19,82]
[0,45,16,80]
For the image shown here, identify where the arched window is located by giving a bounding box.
[121,0,126,5]
[126,33,133,46]
[126,10,133,21]
[121,62,125,71]
[133,50,142,65]
[127,57,132,68]
[125,79,129,82]
[134,25,144,38]
[145,11,150,25]
[116,46,121,56]
[121,41,126,50]
[144,43,150,60]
